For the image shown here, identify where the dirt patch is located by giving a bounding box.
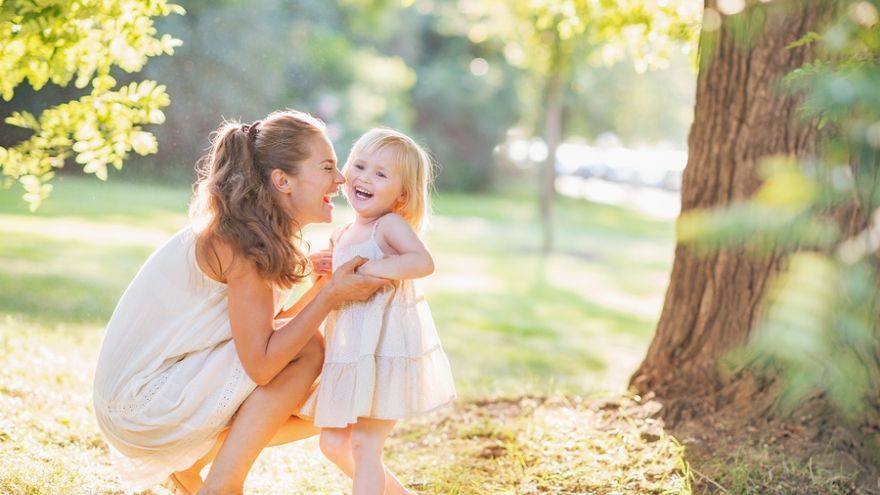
[666,397,880,495]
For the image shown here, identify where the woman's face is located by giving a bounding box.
[283,132,343,225]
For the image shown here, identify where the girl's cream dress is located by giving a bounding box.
[300,219,456,427]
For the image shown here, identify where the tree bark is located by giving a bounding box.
[629,1,833,421]
[540,29,564,254]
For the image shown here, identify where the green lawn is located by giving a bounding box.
[0,176,675,396]
[0,175,678,494]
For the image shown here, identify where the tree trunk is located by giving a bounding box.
[629,1,833,422]
[540,30,564,254]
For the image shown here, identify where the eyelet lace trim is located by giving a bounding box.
[206,363,245,428]
[105,367,173,418]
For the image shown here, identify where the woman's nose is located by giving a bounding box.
[334,170,344,184]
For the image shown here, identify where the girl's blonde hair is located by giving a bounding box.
[189,109,327,288]
[342,127,435,232]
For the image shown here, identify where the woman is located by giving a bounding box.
[92,109,389,494]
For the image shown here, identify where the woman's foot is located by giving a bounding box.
[166,467,202,494]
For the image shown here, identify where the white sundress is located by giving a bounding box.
[299,220,456,428]
[92,227,290,489]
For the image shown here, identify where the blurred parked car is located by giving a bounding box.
[508,137,686,192]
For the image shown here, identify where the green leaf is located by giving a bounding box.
[0,0,181,209]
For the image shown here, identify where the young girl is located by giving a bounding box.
[300,128,456,494]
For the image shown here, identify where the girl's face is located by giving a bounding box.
[345,146,407,222]
[282,132,343,225]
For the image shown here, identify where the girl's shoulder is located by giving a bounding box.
[330,223,354,246]
[376,212,412,233]
[374,212,417,241]
[374,213,426,255]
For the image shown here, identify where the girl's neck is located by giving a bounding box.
[353,211,390,227]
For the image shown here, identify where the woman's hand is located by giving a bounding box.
[324,256,391,307]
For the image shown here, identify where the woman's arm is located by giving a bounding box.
[275,232,336,320]
[355,213,434,280]
[274,276,327,320]
[228,255,387,386]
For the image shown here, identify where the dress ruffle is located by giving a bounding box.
[300,344,456,428]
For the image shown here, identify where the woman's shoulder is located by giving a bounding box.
[195,233,257,284]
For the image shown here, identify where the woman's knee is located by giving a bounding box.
[260,336,323,392]
[319,428,350,459]
[296,335,324,376]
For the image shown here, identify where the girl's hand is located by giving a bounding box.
[309,249,333,283]
[325,256,391,307]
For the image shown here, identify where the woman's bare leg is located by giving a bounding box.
[173,415,319,493]
[319,425,410,495]
[195,337,323,495]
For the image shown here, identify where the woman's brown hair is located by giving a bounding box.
[189,109,327,288]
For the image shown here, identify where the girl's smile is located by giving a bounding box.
[345,146,406,222]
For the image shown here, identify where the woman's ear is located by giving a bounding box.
[270,169,292,194]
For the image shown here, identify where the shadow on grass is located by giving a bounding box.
[432,280,656,397]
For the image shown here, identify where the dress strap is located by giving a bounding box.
[331,223,353,248]
[369,214,389,241]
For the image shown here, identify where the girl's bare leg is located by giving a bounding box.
[319,425,410,495]
[194,337,323,495]
[346,418,409,495]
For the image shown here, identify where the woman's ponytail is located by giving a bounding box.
[189,111,327,288]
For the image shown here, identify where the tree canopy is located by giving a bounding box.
[0,0,182,209]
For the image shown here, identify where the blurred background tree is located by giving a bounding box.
[446,0,699,252]
[631,0,880,466]
[0,0,183,209]
[1,0,700,205]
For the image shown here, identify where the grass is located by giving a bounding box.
[691,441,866,495]
[2,176,868,494]
[0,175,682,494]
[1,176,676,397]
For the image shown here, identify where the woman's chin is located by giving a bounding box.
[317,206,335,223]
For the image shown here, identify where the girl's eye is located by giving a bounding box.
[377,172,387,178]
[355,164,365,170]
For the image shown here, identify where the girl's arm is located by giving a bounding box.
[226,251,389,386]
[356,213,434,280]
